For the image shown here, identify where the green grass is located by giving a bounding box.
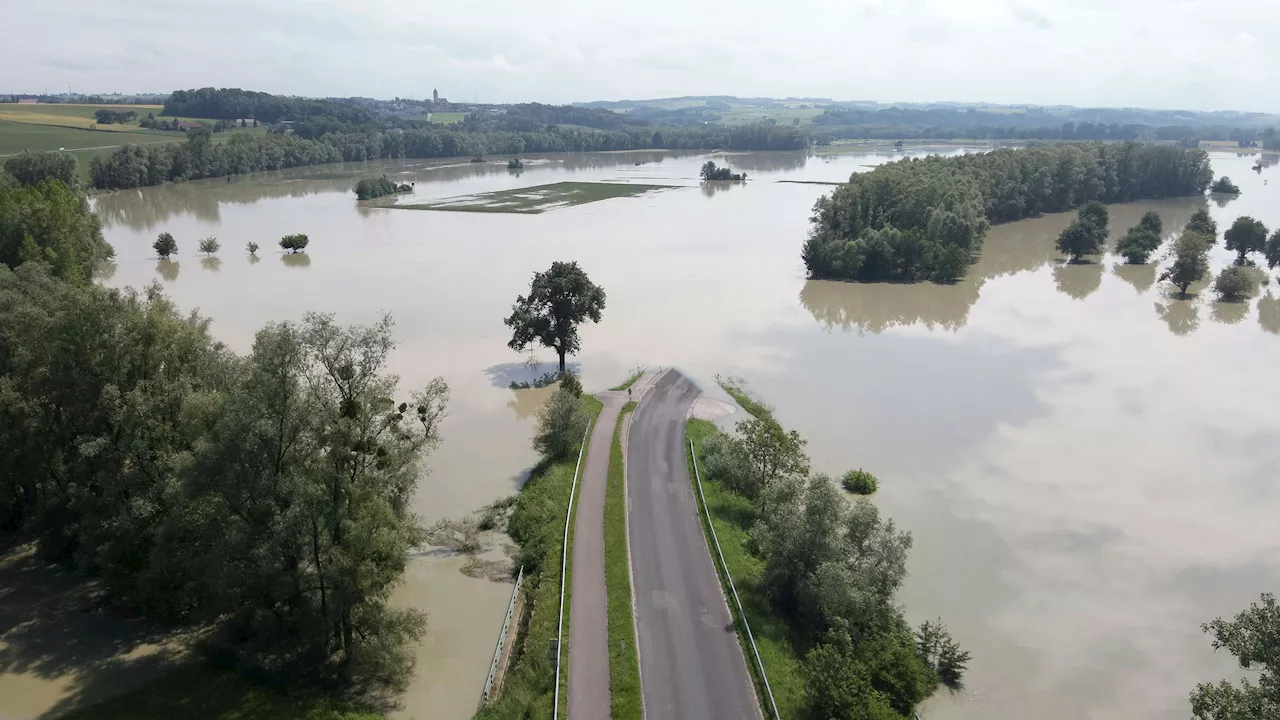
[604,401,641,720]
[718,106,826,126]
[479,395,602,720]
[393,182,677,214]
[609,369,645,392]
[430,111,467,124]
[686,419,806,719]
[715,376,772,420]
[61,664,380,720]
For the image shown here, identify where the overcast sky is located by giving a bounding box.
[6,0,1278,113]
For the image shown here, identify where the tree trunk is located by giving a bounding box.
[558,347,566,374]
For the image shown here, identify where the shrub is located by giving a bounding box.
[280,233,309,253]
[154,232,177,259]
[1210,176,1241,194]
[533,387,588,460]
[246,241,259,255]
[559,372,583,397]
[198,236,220,255]
[1212,266,1254,301]
[841,469,878,495]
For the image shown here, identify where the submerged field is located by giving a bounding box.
[394,181,677,213]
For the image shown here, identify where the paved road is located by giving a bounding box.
[627,371,760,720]
[568,393,625,720]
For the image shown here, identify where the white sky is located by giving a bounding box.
[5,0,1278,112]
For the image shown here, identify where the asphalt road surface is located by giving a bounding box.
[627,371,761,720]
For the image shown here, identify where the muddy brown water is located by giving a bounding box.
[7,147,1277,719]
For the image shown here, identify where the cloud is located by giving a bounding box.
[1011,5,1053,30]
[1234,31,1256,45]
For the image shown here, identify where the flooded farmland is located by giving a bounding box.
[29,146,1277,719]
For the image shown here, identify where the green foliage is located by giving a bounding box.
[736,416,809,507]
[609,368,645,392]
[558,371,583,397]
[353,175,410,201]
[1212,266,1255,301]
[533,386,589,460]
[508,157,523,170]
[4,151,77,187]
[154,231,177,258]
[700,160,746,181]
[605,402,641,720]
[801,621,901,720]
[841,469,879,495]
[1224,216,1269,265]
[1189,593,1279,720]
[1267,230,1280,270]
[247,241,260,255]
[1160,231,1215,296]
[1210,176,1241,194]
[1055,201,1109,261]
[1186,208,1218,237]
[504,261,606,373]
[804,143,1211,282]
[917,619,971,690]
[1115,212,1165,264]
[717,375,772,420]
[199,236,221,255]
[280,233,309,253]
[93,108,138,125]
[0,172,111,283]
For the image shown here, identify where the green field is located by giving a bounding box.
[394,181,677,214]
[717,106,826,126]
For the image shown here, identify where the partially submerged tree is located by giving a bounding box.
[917,619,972,691]
[1055,201,1109,261]
[1267,230,1280,270]
[1160,232,1214,297]
[1224,216,1269,265]
[280,233,309,253]
[504,261,606,374]
[1186,208,1218,238]
[246,241,260,255]
[153,232,178,259]
[1189,593,1279,720]
[198,236,220,255]
[1115,212,1165,264]
[1212,266,1254,301]
[1210,176,1241,194]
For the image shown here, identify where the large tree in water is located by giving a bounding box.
[504,261,606,373]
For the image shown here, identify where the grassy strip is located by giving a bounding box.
[479,395,602,720]
[394,182,677,214]
[604,401,641,719]
[61,664,380,720]
[715,375,772,420]
[686,419,805,719]
[609,369,645,392]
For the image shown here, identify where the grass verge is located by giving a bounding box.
[393,182,677,214]
[478,395,602,720]
[61,664,380,720]
[604,401,641,719]
[686,419,805,719]
[609,368,645,392]
[715,375,772,420]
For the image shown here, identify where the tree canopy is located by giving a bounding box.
[1224,216,1269,265]
[1212,265,1254,301]
[1115,211,1165,264]
[1056,201,1109,261]
[1189,593,1279,720]
[0,171,112,284]
[504,261,606,373]
[1161,231,1215,297]
[4,151,77,187]
[1209,176,1241,194]
[804,143,1211,283]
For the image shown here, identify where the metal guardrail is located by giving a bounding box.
[690,439,781,720]
[479,565,525,709]
[552,419,594,720]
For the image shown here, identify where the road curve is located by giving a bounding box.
[627,370,760,720]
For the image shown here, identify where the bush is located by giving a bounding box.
[533,387,589,460]
[841,469,878,495]
[154,232,177,258]
[559,372,582,397]
[246,241,259,255]
[354,175,402,201]
[198,236,220,255]
[1210,176,1241,194]
[1213,266,1254,301]
[280,233,309,253]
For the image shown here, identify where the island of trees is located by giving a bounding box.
[802,142,1212,283]
[1209,176,1241,194]
[354,175,412,200]
[700,160,747,181]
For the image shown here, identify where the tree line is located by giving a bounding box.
[89,122,809,190]
[698,393,968,718]
[164,87,378,125]
[1,158,447,700]
[803,142,1213,283]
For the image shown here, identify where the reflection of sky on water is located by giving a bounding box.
[94,148,1280,720]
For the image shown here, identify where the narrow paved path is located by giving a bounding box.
[627,371,760,720]
[567,370,663,720]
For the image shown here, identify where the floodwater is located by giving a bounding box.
[13,145,1272,719]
